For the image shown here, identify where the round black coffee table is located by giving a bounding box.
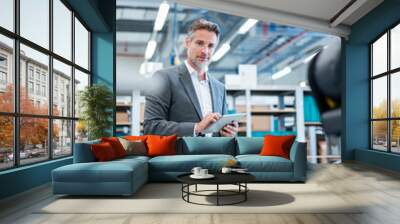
[177,173,255,206]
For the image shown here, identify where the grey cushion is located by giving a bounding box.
[118,138,147,156]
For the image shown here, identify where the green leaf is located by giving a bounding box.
[79,84,114,140]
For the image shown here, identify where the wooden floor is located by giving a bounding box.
[1,162,400,224]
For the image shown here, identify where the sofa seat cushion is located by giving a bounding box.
[117,155,150,163]
[149,154,235,172]
[53,159,147,183]
[236,155,293,172]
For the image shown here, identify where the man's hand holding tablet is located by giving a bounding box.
[194,113,222,136]
[219,121,239,137]
[203,113,245,135]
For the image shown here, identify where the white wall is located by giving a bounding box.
[116,55,143,95]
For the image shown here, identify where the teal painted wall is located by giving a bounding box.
[355,149,400,172]
[344,44,369,159]
[91,32,114,92]
[344,0,400,171]
[92,31,115,135]
[0,158,72,199]
[66,0,110,32]
[0,0,116,200]
[91,0,116,135]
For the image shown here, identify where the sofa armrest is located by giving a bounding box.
[73,140,100,163]
[289,141,307,181]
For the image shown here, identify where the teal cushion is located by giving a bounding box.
[179,137,235,155]
[236,155,293,172]
[236,137,264,155]
[149,154,235,172]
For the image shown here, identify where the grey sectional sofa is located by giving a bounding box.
[52,137,307,196]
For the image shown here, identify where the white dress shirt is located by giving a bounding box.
[184,60,213,136]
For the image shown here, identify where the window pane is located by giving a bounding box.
[20,117,49,165]
[372,33,387,76]
[53,59,72,117]
[391,120,400,153]
[53,0,72,60]
[372,77,387,119]
[75,120,88,143]
[53,119,72,158]
[391,24,400,70]
[0,116,13,170]
[20,44,49,115]
[372,121,388,151]
[0,35,14,112]
[75,18,89,70]
[0,0,14,31]
[74,69,89,118]
[20,0,49,49]
[391,72,400,118]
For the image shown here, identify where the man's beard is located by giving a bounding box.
[193,59,209,72]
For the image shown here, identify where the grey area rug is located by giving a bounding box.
[38,183,362,214]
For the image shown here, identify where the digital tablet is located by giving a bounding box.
[203,113,246,133]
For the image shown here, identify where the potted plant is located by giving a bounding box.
[79,84,114,140]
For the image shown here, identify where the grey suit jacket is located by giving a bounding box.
[143,63,227,136]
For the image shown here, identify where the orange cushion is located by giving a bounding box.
[259,135,296,159]
[101,137,127,158]
[91,142,117,161]
[146,135,177,157]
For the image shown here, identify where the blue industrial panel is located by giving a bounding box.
[304,95,320,122]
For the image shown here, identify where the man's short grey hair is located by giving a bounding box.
[187,19,221,39]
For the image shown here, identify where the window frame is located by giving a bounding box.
[370,20,400,154]
[0,0,92,171]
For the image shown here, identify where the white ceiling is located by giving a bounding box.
[115,0,383,92]
[176,0,383,37]
[228,0,352,21]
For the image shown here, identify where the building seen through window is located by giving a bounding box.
[0,0,91,170]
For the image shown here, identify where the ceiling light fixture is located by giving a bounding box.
[271,67,292,80]
[303,52,318,63]
[154,1,170,31]
[145,40,157,60]
[211,43,231,62]
[237,19,258,34]
[139,62,146,75]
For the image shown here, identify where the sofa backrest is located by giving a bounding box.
[236,137,264,155]
[73,139,100,163]
[178,137,236,155]
[289,141,299,160]
[73,137,298,161]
